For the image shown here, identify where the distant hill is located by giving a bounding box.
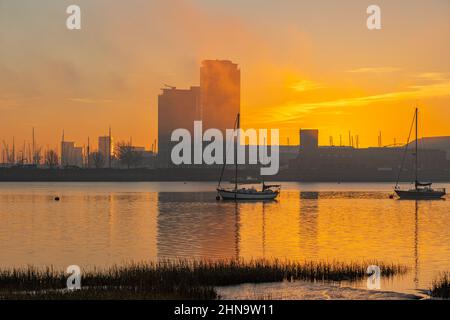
[408,136,450,159]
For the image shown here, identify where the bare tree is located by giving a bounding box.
[45,150,59,168]
[91,151,105,168]
[116,141,142,169]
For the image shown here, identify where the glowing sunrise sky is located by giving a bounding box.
[1,0,449,150]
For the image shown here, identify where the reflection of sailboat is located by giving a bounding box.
[262,201,267,258]
[216,113,281,200]
[413,201,419,289]
[394,108,446,200]
[234,201,241,260]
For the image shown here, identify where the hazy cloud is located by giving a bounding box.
[290,80,325,92]
[415,72,449,82]
[258,80,450,125]
[346,67,402,74]
[67,98,114,104]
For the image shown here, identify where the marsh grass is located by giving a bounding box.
[431,272,450,299]
[0,259,407,300]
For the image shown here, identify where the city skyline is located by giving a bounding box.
[1,0,450,150]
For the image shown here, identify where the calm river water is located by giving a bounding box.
[1,182,449,297]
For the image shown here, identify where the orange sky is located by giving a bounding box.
[1,0,449,152]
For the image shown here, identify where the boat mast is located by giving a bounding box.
[415,108,418,188]
[395,108,416,189]
[235,113,240,192]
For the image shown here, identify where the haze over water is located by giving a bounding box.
[1,182,449,296]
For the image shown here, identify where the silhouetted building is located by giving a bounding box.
[158,86,201,167]
[61,141,83,167]
[300,129,319,150]
[98,136,113,166]
[141,150,157,168]
[130,146,145,153]
[156,60,240,167]
[200,60,240,133]
[279,146,299,169]
[61,141,73,166]
[291,129,449,181]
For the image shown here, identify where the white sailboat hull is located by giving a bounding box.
[217,188,279,200]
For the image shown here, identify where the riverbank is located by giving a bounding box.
[1,167,449,182]
[0,260,407,300]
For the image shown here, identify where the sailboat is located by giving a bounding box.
[394,108,446,200]
[216,113,281,200]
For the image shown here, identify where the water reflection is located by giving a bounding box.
[0,183,449,295]
[262,201,266,258]
[414,200,419,289]
[299,192,319,260]
[157,192,240,260]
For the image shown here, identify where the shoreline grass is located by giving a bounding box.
[431,272,450,299]
[0,259,408,300]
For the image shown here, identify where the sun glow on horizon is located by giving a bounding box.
[1,0,449,150]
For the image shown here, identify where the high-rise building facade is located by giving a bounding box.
[300,129,319,150]
[61,141,74,167]
[157,86,201,167]
[156,60,240,167]
[61,141,83,167]
[200,60,240,133]
[98,136,113,167]
[72,147,83,167]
